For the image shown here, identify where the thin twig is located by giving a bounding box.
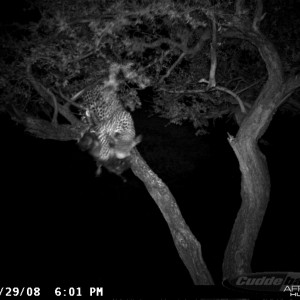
[215,85,246,113]
[54,88,85,109]
[253,0,264,31]
[236,77,266,94]
[208,9,217,88]
[159,52,186,84]
[47,88,58,125]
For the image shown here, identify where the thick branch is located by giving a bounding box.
[130,149,214,285]
[221,13,284,137]
[224,135,270,278]
[24,116,86,141]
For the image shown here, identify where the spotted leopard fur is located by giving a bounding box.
[76,63,148,174]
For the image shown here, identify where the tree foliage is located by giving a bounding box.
[1,0,299,133]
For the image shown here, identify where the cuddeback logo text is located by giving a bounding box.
[223,272,300,296]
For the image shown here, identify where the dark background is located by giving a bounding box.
[1,107,299,286]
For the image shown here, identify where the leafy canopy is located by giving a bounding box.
[0,0,299,134]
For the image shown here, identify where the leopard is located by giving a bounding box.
[76,63,148,175]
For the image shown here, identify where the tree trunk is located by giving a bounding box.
[223,136,270,278]
[131,149,214,285]
[221,8,288,279]
[222,75,284,279]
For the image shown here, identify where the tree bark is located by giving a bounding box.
[24,117,86,141]
[222,5,287,279]
[223,73,300,279]
[223,135,270,278]
[131,149,214,285]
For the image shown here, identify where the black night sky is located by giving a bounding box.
[1,108,300,286]
[0,0,300,297]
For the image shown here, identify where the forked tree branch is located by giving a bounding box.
[214,85,246,113]
[26,62,80,125]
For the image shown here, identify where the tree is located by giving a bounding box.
[1,0,299,286]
